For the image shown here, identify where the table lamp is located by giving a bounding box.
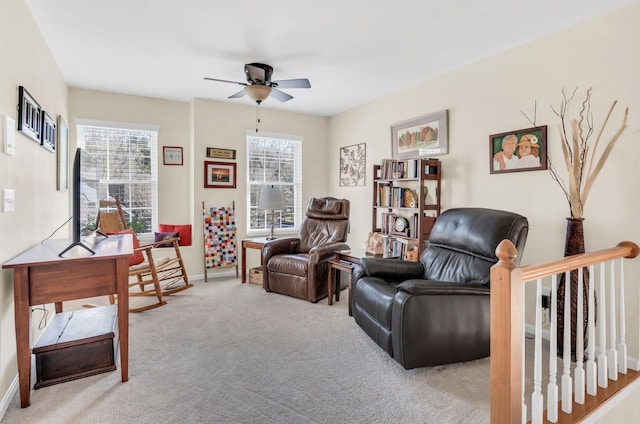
[259,185,286,240]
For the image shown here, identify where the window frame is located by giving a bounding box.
[76,119,159,239]
[246,131,302,237]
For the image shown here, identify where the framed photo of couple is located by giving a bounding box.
[489,125,547,174]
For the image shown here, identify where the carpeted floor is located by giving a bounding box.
[2,278,494,424]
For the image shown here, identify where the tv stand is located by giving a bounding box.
[2,234,133,408]
[58,240,95,257]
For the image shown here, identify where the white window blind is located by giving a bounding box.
[76,121,158,236]
[246,131,302,236]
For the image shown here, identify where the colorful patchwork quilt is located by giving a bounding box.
[203,205,237,269]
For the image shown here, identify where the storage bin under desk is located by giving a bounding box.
[32,305,118,389]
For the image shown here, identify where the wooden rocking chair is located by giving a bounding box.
[96,196,193,312]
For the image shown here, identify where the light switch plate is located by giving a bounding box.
[3,115,16,155]
[2,189,15,212]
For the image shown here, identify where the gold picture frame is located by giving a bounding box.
[206,147,236,160]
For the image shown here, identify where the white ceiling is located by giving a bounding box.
[25,0,637,117]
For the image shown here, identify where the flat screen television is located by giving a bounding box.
[59,148,98,256]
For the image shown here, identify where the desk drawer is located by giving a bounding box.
[29,260,117,304]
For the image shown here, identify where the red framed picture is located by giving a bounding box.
[204,161,236,188]
[163,146,183,165]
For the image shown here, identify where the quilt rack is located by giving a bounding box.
[202,201,239,281]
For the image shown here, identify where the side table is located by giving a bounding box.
[327,249,382,315]
[241,237,270,284]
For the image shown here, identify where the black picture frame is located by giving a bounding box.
[17,86,42,143]
[41,111,56,153]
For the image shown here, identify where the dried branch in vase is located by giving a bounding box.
[548,87,629,218]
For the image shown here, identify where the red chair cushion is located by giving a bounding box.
[159,224,192,246]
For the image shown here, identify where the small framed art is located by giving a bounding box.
[339,143,366,187]
[489,126,547,174]
[163,146,183,165]
[17,86,42,143]
[206,147,236,160]
[41,111,56,153]
[391,110,448,159]
[56,116,68,191]
[204,161,236,188]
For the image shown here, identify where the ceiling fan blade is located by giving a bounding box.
[272,78,311,89]
[204,77,247,86]
[228,89,246,99]
[269,88,293,102]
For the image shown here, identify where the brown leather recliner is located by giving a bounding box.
[262,197,350,302]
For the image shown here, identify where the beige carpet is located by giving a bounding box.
[2,278,494,424]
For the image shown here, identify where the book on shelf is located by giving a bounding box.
[376,186,418,208]
[382,236,417,260]
[380,158,419,179]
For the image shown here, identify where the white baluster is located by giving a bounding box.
[597,263,608,388]
[547,275,559,423]
[618,259,627,374]
[562,271,573,413]
[574,269,585,404]
[608,260,618,381]
[532,279,543,424]
[522,285,527,424]
[586,264,597,396]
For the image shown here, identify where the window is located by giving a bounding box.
[76,120,158,236]
[247,131,302,236]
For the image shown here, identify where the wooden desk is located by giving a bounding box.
[2,234,133,408]
[240,237,271,283]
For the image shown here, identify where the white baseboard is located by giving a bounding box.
[197,269,240,281]
[0,374,18,421]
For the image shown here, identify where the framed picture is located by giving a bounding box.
[40,111,56,153]
[206,147,236,160]
[204,161,236,188]
[339,143,366,187]
[391,110,448,159]
[489,125,547,174]
[163,146,183,165]
[56,116,68,191]
[17,86,42,143]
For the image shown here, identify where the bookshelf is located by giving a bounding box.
[372,158,441,260]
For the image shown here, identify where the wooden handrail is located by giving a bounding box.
[520,241,639,282]
[490,239,640,424]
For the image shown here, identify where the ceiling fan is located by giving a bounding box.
[204,63,311,103]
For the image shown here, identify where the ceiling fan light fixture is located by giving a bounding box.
[245,85,271,102]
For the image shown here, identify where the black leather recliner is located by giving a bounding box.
[352,207,529,369]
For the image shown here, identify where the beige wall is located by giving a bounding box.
[328,2,640,360]
[0,0,69,409]
[192,99,329,273]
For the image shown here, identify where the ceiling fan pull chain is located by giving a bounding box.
[255,101,262,132]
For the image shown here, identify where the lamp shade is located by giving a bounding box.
[246,85,272,102]
[259,186,286,210]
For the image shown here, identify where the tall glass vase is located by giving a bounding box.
[556,217,594,361]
